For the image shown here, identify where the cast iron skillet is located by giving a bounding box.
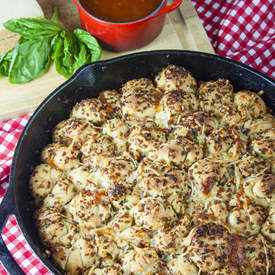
[0,50,274,274]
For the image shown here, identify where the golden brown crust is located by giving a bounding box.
[155,64,197,93]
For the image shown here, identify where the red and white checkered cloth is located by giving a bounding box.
[0,0,274,274]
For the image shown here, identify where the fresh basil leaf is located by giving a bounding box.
[63,31,78,74]
[3,18,62,40]
[51,35,68,77]
[73,28,101,62]
[0,48,16,77]
[8,40,51,84]
[73,42,90,72]
[51,31,78,78]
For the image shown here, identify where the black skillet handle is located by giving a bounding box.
[0,186,25,275]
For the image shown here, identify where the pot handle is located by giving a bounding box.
[153,0,182,17]
[0,186,25,275]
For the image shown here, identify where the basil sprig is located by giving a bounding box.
[0,9,101,84]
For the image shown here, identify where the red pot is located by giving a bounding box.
[73,0,182,51]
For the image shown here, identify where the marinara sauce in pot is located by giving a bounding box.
[73,0,182,51]
[80,0,162,23]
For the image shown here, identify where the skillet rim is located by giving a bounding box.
[9,50,275,274]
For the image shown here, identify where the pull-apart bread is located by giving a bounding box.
[30,64,275,274]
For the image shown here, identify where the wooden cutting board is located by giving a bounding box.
[0,0,214,122]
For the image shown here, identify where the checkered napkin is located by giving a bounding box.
[0,0,274,274]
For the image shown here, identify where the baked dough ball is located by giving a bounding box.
[91,227,119,259]
[237,155,267,178]
[53,118,98,148]
[188,159,230,197]
[35,207,77,248]
[128,125,166,159]
[98,89,122,117]
[108,210,133,232]
[30,163,61,205]
[250,128,275,159]
[102,118,129,152]
[149,135,203,168]
[206,126,247,159]
[67,166,94,191]
[121,78,161,121]
[153,215,192,253]
[261,206,275,242]
[43,175,75,210]
[95,157,135,208]
[68,189,113,234]
[136,160,189,214]
[122,77,155,97]
[206,200,229,223]
[155,90,198,128]
[234,90,266,119]
[41,143,81,171]
[184,223,233,271]
[174,111,217,141]
[218,104,246,127]
[71,98,109,124]
[98,158,135,189]
[133,197,177,230]
[167,255,198,275]
[122,247,161,275]
[198,79,234,117]
[117,226,151,250]
[228,202,266,236]
[243,174,275,207]
[64,235,97,275]
[155,64,197,93]
[243,115,275,137]
[80,133,116,167]
[86,265,122,275]
[244,234,274,274]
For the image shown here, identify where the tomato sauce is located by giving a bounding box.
[80,0,162,23]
